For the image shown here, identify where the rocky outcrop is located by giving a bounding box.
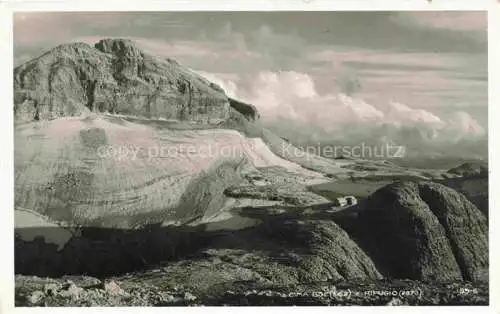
[440,176,489,218]
[448,162,488,178]
[221,103,263,138]
[149,217,383,286]
[271,219,383,282]
[14,39,231,123]
[224,184,329,206]
[342,181,488,282]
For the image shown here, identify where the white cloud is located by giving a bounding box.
[337,94,384,123]
[200,70,454,129]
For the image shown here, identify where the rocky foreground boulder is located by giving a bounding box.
[14,38,260,124]
[341,181,488,282]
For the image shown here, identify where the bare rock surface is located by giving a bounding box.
[447,162,488,178]
[15,274,488,306]
[13,39,489,307]
[418,182,488,281]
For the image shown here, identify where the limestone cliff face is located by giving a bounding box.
[14,39,231,124]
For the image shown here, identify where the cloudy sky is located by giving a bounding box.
[14,12,488,158]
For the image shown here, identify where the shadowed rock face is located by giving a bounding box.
[14,39,230,123]
[343,181,488,282]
